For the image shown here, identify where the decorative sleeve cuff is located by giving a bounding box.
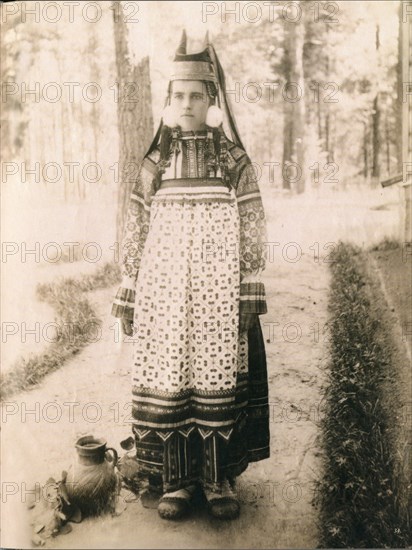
[239,281,267,315]
[111,287,136,320]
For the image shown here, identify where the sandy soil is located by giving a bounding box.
[1,188,400,548]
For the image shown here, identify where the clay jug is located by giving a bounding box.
[65,435,118,516]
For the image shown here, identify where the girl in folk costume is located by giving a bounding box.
[112,31,270,520]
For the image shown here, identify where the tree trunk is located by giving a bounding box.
[317,99,322,147]
[325,111,330,162]
[372,25,380,183]
[88,27,100,165]
[281,2,306,193]
[363,121,368,179]
[395,1,403,172]
[112,0,154,241]
[400,0,412,241]
[385,110,391,175]
[371,94,380,180]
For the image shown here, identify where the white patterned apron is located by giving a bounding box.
[131,183,249,446]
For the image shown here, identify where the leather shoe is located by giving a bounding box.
[157,485,196,520]
[204,480,240,520]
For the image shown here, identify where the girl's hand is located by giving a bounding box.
[121,318,134,336]
[239,312,258,332]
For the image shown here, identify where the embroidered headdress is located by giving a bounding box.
[170,29,217,84]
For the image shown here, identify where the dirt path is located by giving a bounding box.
[2,187,401,549]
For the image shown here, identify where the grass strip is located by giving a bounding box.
[0,262,120,400]
[314,242,410,548]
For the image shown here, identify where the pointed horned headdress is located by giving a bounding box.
[170,30,218,84]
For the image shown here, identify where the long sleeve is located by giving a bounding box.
[111,151,159,320]
[228,144,268,315]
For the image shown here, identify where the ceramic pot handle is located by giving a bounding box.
[105,447,118,466]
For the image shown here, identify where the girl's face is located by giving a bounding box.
[170,80,210,131]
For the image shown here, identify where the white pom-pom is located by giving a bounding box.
[206,105,223,128]
[162,106,177,128]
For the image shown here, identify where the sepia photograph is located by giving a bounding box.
[1,0,411,548]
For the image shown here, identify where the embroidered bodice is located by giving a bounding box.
[161,129,223,180]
